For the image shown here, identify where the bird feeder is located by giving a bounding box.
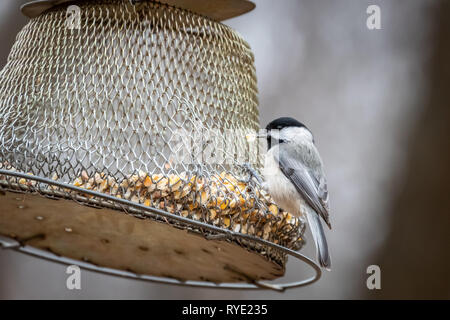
[0,0,320,291]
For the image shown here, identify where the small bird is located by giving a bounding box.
[259,117,331,270]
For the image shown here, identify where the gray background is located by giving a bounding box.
[1,0,449,299]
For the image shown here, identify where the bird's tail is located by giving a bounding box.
[305,209,331,270]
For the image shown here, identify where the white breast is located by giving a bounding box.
[262,147,308,218]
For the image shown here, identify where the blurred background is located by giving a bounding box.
[0,0,449,299]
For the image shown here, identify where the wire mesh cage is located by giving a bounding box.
[0,0,319,290]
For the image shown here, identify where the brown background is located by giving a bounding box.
[0,0,449,299]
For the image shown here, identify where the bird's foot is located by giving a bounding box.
[239,162,263,185]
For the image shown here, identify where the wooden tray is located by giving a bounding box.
[0,190,284,283]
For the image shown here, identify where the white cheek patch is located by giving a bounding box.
[269,129,281,141]
[267,129,284,150]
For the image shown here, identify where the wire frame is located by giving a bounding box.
[0,0,311,289]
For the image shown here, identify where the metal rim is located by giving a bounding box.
[0,169,321,292]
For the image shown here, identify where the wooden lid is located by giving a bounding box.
[21,0,256,21]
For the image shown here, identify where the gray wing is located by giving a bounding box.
[275,145,331,229]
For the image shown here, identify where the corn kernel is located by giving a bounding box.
[269,204,279,215]
[81,170,89,181]
[73,178,83,187]
[156,177,168,190]
[143,176,153,187]
[94,173,103,184]
[222,217,230,228]
[99,180,108,192]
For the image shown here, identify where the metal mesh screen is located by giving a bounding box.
[0,0,304,259]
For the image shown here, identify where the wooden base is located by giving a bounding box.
[0,190,284,283]
[21,0,255,21]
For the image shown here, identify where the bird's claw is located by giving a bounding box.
[239,162,263,185]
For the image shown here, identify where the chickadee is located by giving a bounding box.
[258,117,331,270]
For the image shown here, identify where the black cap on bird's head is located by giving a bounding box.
[265,117,307,132]
[264,117,310,149]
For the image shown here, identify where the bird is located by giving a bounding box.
[257,117,331,270]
